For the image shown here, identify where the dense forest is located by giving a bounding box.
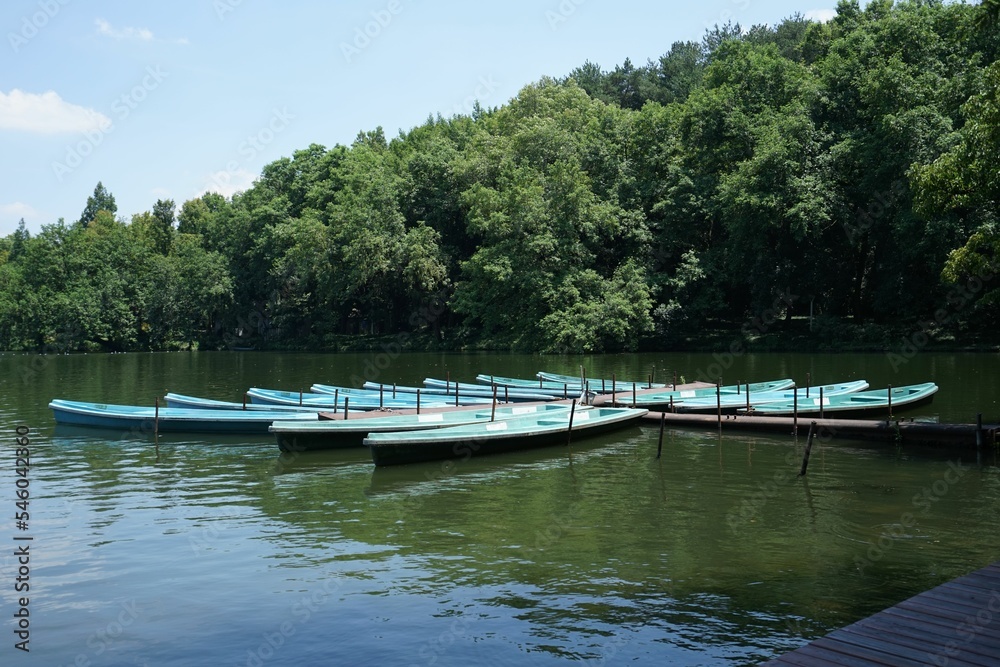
[1,0,998,353]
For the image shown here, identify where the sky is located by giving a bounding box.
[0,0,839,237]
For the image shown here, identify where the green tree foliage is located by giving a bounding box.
[1,2,996,351]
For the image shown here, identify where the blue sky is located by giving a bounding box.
[1,0,837,237]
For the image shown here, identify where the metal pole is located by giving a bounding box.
[656,412,666,459]
[799,421,817,476]
[566,399,577,446]
[793,388,798,436]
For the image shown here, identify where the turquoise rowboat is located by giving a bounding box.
[352,381,556,403]
[49,399,319,434]
[164,392,320,412]
[537,371,668,390]
[245,387,474,410]
[429,377,585,399]
[622,379,796,410]
[669,380,870,413]
[736,382,939,418]
[270,403,577,452]
[365,406,648,466]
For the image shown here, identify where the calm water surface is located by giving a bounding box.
[1,351,999,666]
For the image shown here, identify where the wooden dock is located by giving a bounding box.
[639,411,999,448]
[764,561,1000,666]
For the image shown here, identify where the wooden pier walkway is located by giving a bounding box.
[639,411,999,448]
[764,561,1000,666]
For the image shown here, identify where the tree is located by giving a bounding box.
[79,181,117,228]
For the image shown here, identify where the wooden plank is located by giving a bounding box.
[765,561,1000,666]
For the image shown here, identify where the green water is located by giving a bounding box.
[1,351,998,665]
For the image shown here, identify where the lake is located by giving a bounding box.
[1,350,998,666]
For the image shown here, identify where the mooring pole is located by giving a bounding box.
[563,383,568,399]
[566,399,577,447]
[716,380,722,427]
[299,389,303,406]
[632,382,637,408]
[379,384,384,409]
[976,413,983,452]
[392,383,396,399]
[656,412,666,459]
[334,389,339,414]
[670,395,675,413]
[455,385,459,407]
[416,389,421,415]
[888,384,893,422]
[793,388,798,436]
[746,383,750,414]
[242,393,247,410]
[799,421,817,476]
[673,371,678,390]
[343,397,349,420]
[154,396,160,436]
[491,386,497,422]
[819,386,824,420]
[612,373,617,400]
[806,372,811,398]
[647,373,652,390]
[504,386,509,403]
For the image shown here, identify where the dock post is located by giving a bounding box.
[154,397,159,436]
[888,384,893,422]
[670,395,675,413]
[393,383,396,399]
[673,371,677,390]
[566,399,577,447]
[602,379,606,394]
[334,389,339,414]
[491,386,497,422]
[632,382,637,408]
[416,390,420,415]
[344,397,349,420]
[504,386,508,403]
[806,372,811,398]
[977,413,983,452]
[242,393,247,410]
[746,383,750,414]
[738,381,741,395]
[716,380,721,427]
[455,385,460,407]
[380,384,384,409]
[799,421,817,476]
[793,389,798,436]
[612,374,617,401]
[446,371,450,394]
[820,386,824,419]
[656,412,666,459]
[564,383,568,399]
[647,373,652,390]
[299,389,303,406]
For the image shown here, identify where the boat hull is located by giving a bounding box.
[366,408,647,466]
[49,399,318,434]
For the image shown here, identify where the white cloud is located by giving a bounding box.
[0,89,111,134]
[805,9,837,23]
[200,169,258,199]
[0,203,40,236]
[95,18,188,44]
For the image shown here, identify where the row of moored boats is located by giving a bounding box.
[48,373,939,466]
